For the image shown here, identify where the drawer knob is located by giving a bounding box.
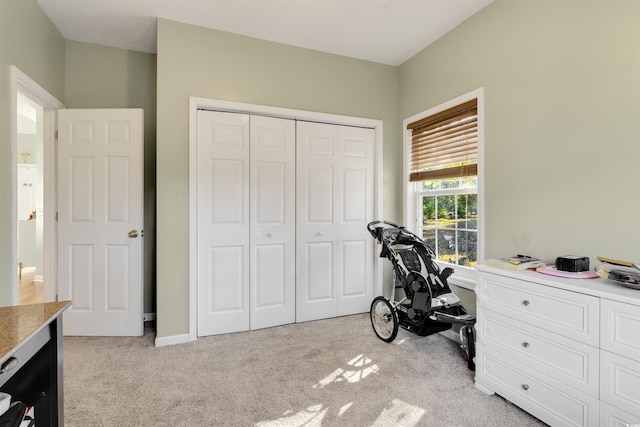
[522,300,530,306]
[522,342,530,348]
[0,356,18,374]
[522,384,529,391]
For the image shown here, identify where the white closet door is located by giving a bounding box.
[337,125,376,315]
[197,110,250,336]
[296,122,375,322]
[250,116,296,330]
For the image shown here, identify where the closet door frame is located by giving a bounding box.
[187,96,383,342]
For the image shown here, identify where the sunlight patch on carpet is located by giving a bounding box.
[313,354,379,388]
[339,402,353,416]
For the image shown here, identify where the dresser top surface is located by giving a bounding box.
[0,301,71,362]
[478,265,640,306]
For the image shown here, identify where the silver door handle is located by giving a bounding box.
[128,230,139,238]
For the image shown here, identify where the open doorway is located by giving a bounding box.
[11,66,64,305]
[16,90,44,304]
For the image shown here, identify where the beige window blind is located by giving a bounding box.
[407,98,478,182]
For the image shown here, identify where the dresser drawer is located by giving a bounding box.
[477,272,599,345]
[0,324,51,387]
[601,299,640,363]
[601,350,640,419]
[479,310,599,396]
[599,401,640,427]
[477,345,599,427]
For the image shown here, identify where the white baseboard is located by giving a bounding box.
[155,333,190,347]
[34,275,44,284]
[143,312,156,322]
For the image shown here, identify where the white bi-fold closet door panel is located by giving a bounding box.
[296,121,375,322]
[196,110,374,337]
[196,111,296,337]
[250,115,296,330]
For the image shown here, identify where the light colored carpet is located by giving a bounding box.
[63,314,547,426]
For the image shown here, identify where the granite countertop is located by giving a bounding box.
[0,301,71,363]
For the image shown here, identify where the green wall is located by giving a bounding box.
[9,0,637,340]
[399,0,640,264]
[64,41,157,314]
[156,19,399,338]
[0,0,65,306]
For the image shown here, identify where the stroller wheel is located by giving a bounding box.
[370,296,398,342]
[460,325,476,371]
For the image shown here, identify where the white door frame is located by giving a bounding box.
[187,96,383,343]
[10,66,64,304]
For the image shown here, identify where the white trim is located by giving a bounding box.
[448,275,477,291]
[43,110,58,302]
[12,67,64,109]
[143,312,156,322]
[154,333,190,347]
[189,97,382,129]
[402,88,485,285]
[11,66,64,305]
[188,97,383,342]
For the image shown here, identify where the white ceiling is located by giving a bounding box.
[36,0,493,66]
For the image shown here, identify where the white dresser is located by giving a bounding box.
[475,266,640,427]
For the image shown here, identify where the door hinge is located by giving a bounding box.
[54,130,58,140]
[55,212,58,221]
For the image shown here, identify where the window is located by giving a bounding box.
[404,90,482,279]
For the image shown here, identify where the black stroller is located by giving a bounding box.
[367,220,477,370]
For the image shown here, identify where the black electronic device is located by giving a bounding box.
[555,256,590,272]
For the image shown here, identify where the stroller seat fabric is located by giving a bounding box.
[398,250,422,273]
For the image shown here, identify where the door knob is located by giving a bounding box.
[128,230,139,238]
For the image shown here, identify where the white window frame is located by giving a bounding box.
[403,88,485,291]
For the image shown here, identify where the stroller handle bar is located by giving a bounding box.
[367,220,425,247]
[367,220,399,242]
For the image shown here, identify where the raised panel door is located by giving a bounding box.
[196,110,250,336]
[296,122,374,322]
[250,116,295,330]
[296,122,339,321]
[58,109,143,336]
[337,126,374,316]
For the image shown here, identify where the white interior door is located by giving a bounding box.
[57,108,144,336]
[296,122,375,322]
[196,111,250,336]
[250,116,296,330]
